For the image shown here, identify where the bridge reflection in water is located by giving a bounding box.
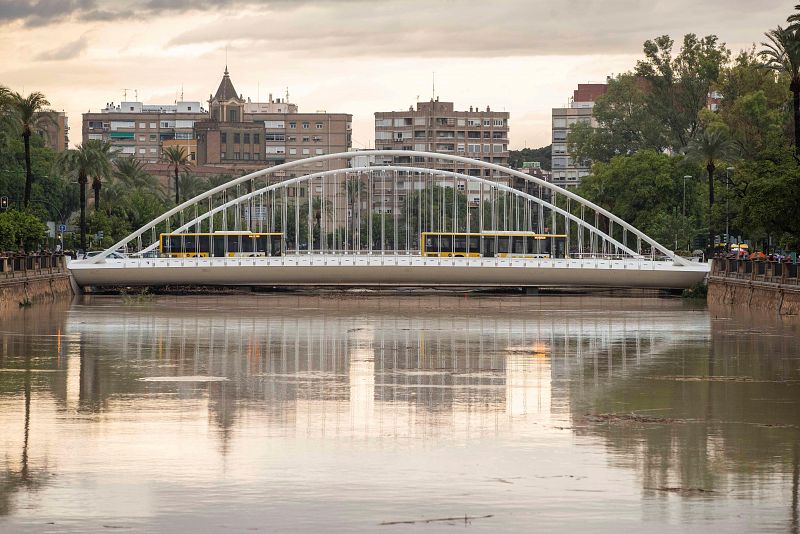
[0,296,798,531]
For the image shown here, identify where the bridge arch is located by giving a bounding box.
[87,150,687,265]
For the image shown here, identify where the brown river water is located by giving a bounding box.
[0,294,798,533]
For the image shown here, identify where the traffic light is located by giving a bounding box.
[0,196,8,210]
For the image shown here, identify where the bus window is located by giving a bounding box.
[512,236,525,253]
[440,235,452,253]
[454,236,467,253]
[469,236,480,252]
[425,235,437,252]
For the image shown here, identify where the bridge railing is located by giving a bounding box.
[711,258,800,286]
[0,253,67,280]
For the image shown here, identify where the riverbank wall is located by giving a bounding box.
[0,255,73,311]
[708,258,800,316]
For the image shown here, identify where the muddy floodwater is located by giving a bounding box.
[1,294,799,533]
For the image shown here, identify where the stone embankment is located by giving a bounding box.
[0,254,73,311]
[708,258,800,316]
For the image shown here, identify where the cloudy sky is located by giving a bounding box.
[0,0,791,149]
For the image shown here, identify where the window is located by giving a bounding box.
[228,109,238,122]
[221,152,226,159]
[483,119,491,126]
[302,148,310,155]
[302,122,309,129]
[234,152,240,160]
[265,133,285,141]
[149,134,157,141]
[376,131,392,140]
[234,133,241,144]
[553,117,567,128]
[467,131,481,139]
[315,122,323,129]
[253,134,260,144]
[315,149,324,155]
[88,133,103,140]
[138,148,145,154]
[160,121,174,128]
[492,131,505,139]
[457,144,465,153]
[376,119,391,127]
[553,130,567,141]
[289,148,297,155]
[264,120,285,128]
[483,131,490,139]
[221,132,227,143]
[483,144,490,153]
[138,135,145,142]
[302,136,310,142]
[149,122,156,129]
[468,144,480,153]
[493,119,505,126]
[175,120,195,128]
[175,132,193,140]
[243,153,250,160]
[150,148,157,153]
[138,122,146,129]
[243,133,250,144]
[492,143,504,153]
[289,121,297,128]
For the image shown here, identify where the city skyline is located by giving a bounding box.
[0,0,790,149]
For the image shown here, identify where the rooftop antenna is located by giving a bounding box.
[225,45,228,73]
[134,89,138,101]
[181,84,184,102]
[122,88,129,100]
[432,72,435,100]
[285,86,289,103]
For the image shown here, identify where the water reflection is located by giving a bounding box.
[0,295,798,532]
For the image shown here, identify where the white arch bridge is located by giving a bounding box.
[69,150,708,289]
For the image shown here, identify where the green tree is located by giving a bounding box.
[569,73,668,164]
[162,146,189,205]
[760,25,800,155]
[635,34,730,150]
[57,141,114,252]
[114,157,160,190]
[0,210,47,251]
[5,91,56,208]
[576,150,704,248]
[508,146,552,170]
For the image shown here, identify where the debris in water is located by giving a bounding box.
[379,514,494,526]
[138,376,228,382]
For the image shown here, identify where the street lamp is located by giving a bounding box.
[725,167,734,249]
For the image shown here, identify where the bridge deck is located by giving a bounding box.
[69,255,709,289]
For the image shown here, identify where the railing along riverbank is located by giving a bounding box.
[709,258,800,316]
[0,254,73,309]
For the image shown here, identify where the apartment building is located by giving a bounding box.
[551,83,608,189]
[195,68,352,176]
[37,111,69,152]
[371,99,510,212]
[82,101,206,163]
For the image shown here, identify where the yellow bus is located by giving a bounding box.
[159,231,284,258]
[421,231,567,258]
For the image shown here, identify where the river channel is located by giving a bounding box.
[0,294,798,532]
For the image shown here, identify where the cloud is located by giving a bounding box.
[0,0,356,26]
[35,35,88,60]
[166,0,789,59]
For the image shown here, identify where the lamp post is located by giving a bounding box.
[725,167,734,250]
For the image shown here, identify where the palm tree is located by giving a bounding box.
[6,91,56,208]
[761,25,800,155]
[113,156,159,190]
[57,141,114,252]
[162,146,190,205]
[87,141,114,210]
[686,127,738,255]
